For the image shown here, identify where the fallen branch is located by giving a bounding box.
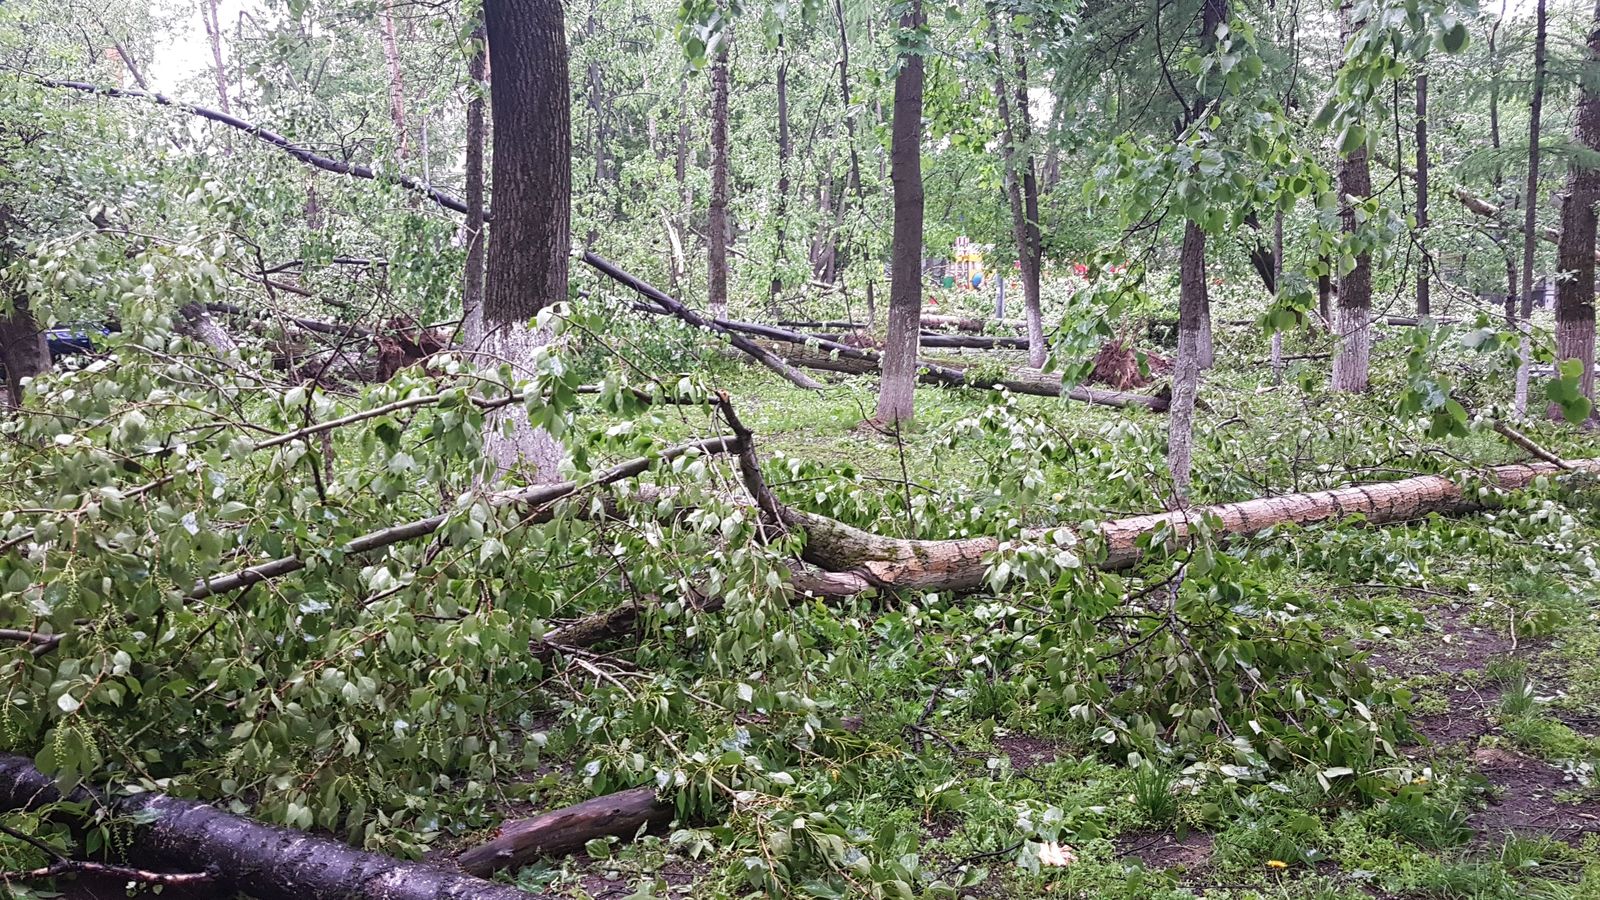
[1493,421,1573,470]
[189,436,738,599]
[0,754,537,900]
[582,251,823,390]
[456,786,672,877]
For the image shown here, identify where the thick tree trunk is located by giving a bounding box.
[1556,0,1600,415]
[478,0,573,483]
[0,755,536,900]
[707,27,732,319]
[462,21,487,337]
[1332,13,1372,393]
[1169,221,1206,499]
[876,0,925,426]
[1415,74,1431,316]
[0,294,49,407]
[457,787,673,877]
[379,0,410,161]
[1514,0,1548,418]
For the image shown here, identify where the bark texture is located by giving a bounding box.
[457,787,673,877]
[0,755,536,900]
[1515,0,1549,418]
[991,12,1046,368]
[1555,0,1600,414]
[1332,3,1371,393]
[379,0,410,160]
[480,0,572,482]
[1415,74,1431,316]
[0,294,48,407]
[877,0,926,426]
[462,21,487,337]
[176,302,239,355]
[1169,220,1206,499]
[708,26,732,319]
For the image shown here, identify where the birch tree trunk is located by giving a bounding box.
[1514,0,1548,418]
[477,0,571,483]
[875,0,925,426]
[1556,0,1600,416]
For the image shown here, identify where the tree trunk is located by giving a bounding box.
[1331,6,1371,394]
[457,787,673,877]
[1415,74,1431,316]
[0,294,49,407]
[1556,0,1600,416]
[1514,0,1548,419]
[876,0,925,426]
[991,12,1046,369]
[1271,209,1284,382]
[462,21,487,339]
[707,26,732,319]
[177,302,239,355]
[0,755,536,900]
[769,34,792,306]
[478,0,572,483]
[201,0,230,115]
[379,0,410,161]
[1169,220,1206,500]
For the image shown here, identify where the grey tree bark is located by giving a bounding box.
[1556,0,1599,416]
[1513,0,1548,418]
[875,0,925,426]
[476,0,572,483]
[462,20,487,338]
[1415,73,1431,316]
[1168,220,1206,500]
[1331,5,1371,392]
[379,0,410,161]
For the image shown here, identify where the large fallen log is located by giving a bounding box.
[768,342,1169,411]
[779,315,1027,334]
[456,786,672,877]
[0,754,536,900]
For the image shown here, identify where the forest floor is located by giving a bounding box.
[49,303,1594,900]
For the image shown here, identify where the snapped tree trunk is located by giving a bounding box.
[876,0,926,426]
[1169,220,1206,500]
[1415,73,1431,317]
[177,302,239,355]
[707,25,732,320]
[478,0,572,483]
[1556,0,1600,415]
[457,786,673,877]
[0,754,537,900]
[1514,0,1548,418]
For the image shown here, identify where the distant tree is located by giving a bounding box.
[1554,0,1597,416]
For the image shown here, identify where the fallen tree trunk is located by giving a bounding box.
[778,315,1026,334]
[769,342,1169,411]
[0,754,536,900]
[784,458,1600,592]
[456,786,672,877]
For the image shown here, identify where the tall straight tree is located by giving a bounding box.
[991,8,1046,368]
[768,33,792,306]
[477,0,570,482]
[1166,0,1227,500]
[461,19,487,336]
[1513,0,1548,418]
[379,0,410,160]
[876,0,925,426]
[1555,0,1599,416]
[1415,73,1430,316]
[707,25,732,320]
[1331,2,1373,393]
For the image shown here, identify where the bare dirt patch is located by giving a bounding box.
[1114,829,1213,871]
[1469,747,1600,843]
[992,733,1068,771]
